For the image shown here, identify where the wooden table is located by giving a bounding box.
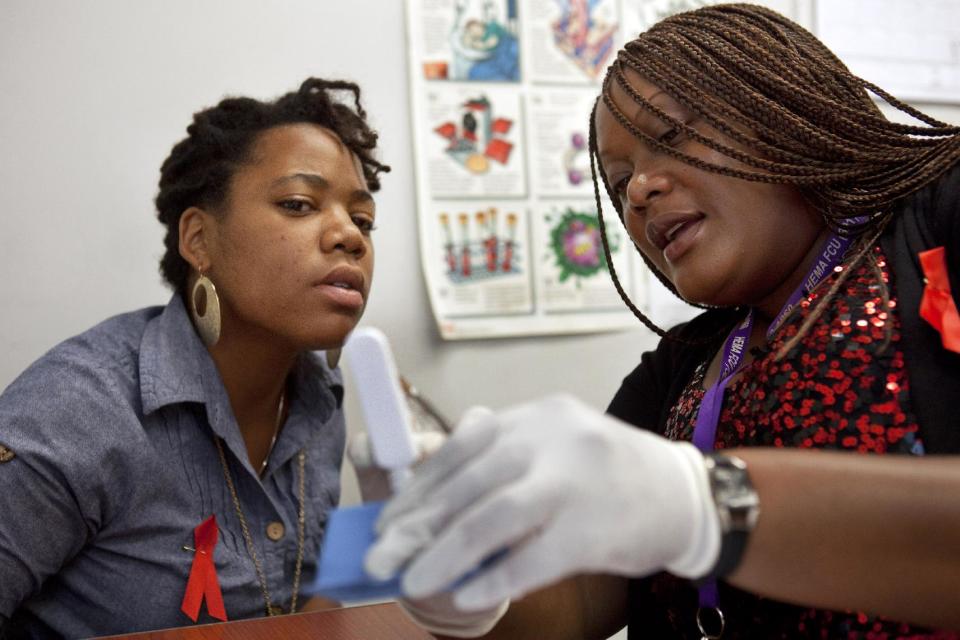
[96,603,436,640]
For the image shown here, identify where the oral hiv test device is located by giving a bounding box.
[343,326,417,492]
[310,327,417,601]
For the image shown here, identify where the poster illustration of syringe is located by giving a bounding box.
[420,86,527,198]
[424,202,534,323]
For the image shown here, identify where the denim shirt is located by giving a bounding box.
[0,295,346,639]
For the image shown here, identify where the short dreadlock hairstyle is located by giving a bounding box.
[155,77,391,293]
[588,3,960,340]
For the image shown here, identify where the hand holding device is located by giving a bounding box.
[344,328,448,502]
[310,327,417,601]
[366,394,721,612]
[343,327,418,493]
[314,329,505,637]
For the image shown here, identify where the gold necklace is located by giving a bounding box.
[214,435,306,616]
[259,392,286,477]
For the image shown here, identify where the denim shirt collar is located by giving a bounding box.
[138,294,344,478]
[139,294,209,414]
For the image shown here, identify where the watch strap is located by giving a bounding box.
[701,452,759,581]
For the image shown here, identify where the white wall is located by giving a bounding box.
[0,0,661,508]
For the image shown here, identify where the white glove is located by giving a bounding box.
[365,394,720,612]
[398,408,510,637]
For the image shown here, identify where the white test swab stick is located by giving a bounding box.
[342,327,417,493]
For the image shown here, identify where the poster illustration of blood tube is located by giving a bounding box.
[427,202,533,319]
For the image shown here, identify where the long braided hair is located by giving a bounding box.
[156,78,391,294]
[589,3,960,346]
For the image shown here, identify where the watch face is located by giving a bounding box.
[707,454,760,532]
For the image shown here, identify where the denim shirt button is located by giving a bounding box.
[266,521,285,541]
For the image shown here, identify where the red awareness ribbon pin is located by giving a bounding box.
[918,246,960,354]
[181,515,228,622]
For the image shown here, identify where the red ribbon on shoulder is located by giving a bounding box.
[918,246,960,354]
[181,515,228,622]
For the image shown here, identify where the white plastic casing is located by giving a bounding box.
[343,327,417,492]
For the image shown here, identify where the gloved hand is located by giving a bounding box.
[365,394,720,612]
[367,406,509,637]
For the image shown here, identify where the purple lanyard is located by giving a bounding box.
[692,234,852,610]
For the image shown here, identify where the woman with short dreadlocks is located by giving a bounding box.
[367,5,960,639]
[0,78,390,638]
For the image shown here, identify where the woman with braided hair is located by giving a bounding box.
[366,4,960,639]
[0,78,389,638]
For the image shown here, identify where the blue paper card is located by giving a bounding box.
[309,501,403,602]
[310,500,508,603]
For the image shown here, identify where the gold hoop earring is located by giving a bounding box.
[190,273,222,347]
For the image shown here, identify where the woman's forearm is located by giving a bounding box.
[729,449,960,629]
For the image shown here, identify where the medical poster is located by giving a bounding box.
[409,0,643,339]
[406,0,811,340]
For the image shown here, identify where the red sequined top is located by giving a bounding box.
[647,246,957,639]
[665,245,923,456]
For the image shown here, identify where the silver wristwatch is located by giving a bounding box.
[703,452,760,579]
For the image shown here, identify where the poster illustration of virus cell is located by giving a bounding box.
[551,0,617,78]
[438,208,523,284]
[434,95,515,174]
[547,208,620,284]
